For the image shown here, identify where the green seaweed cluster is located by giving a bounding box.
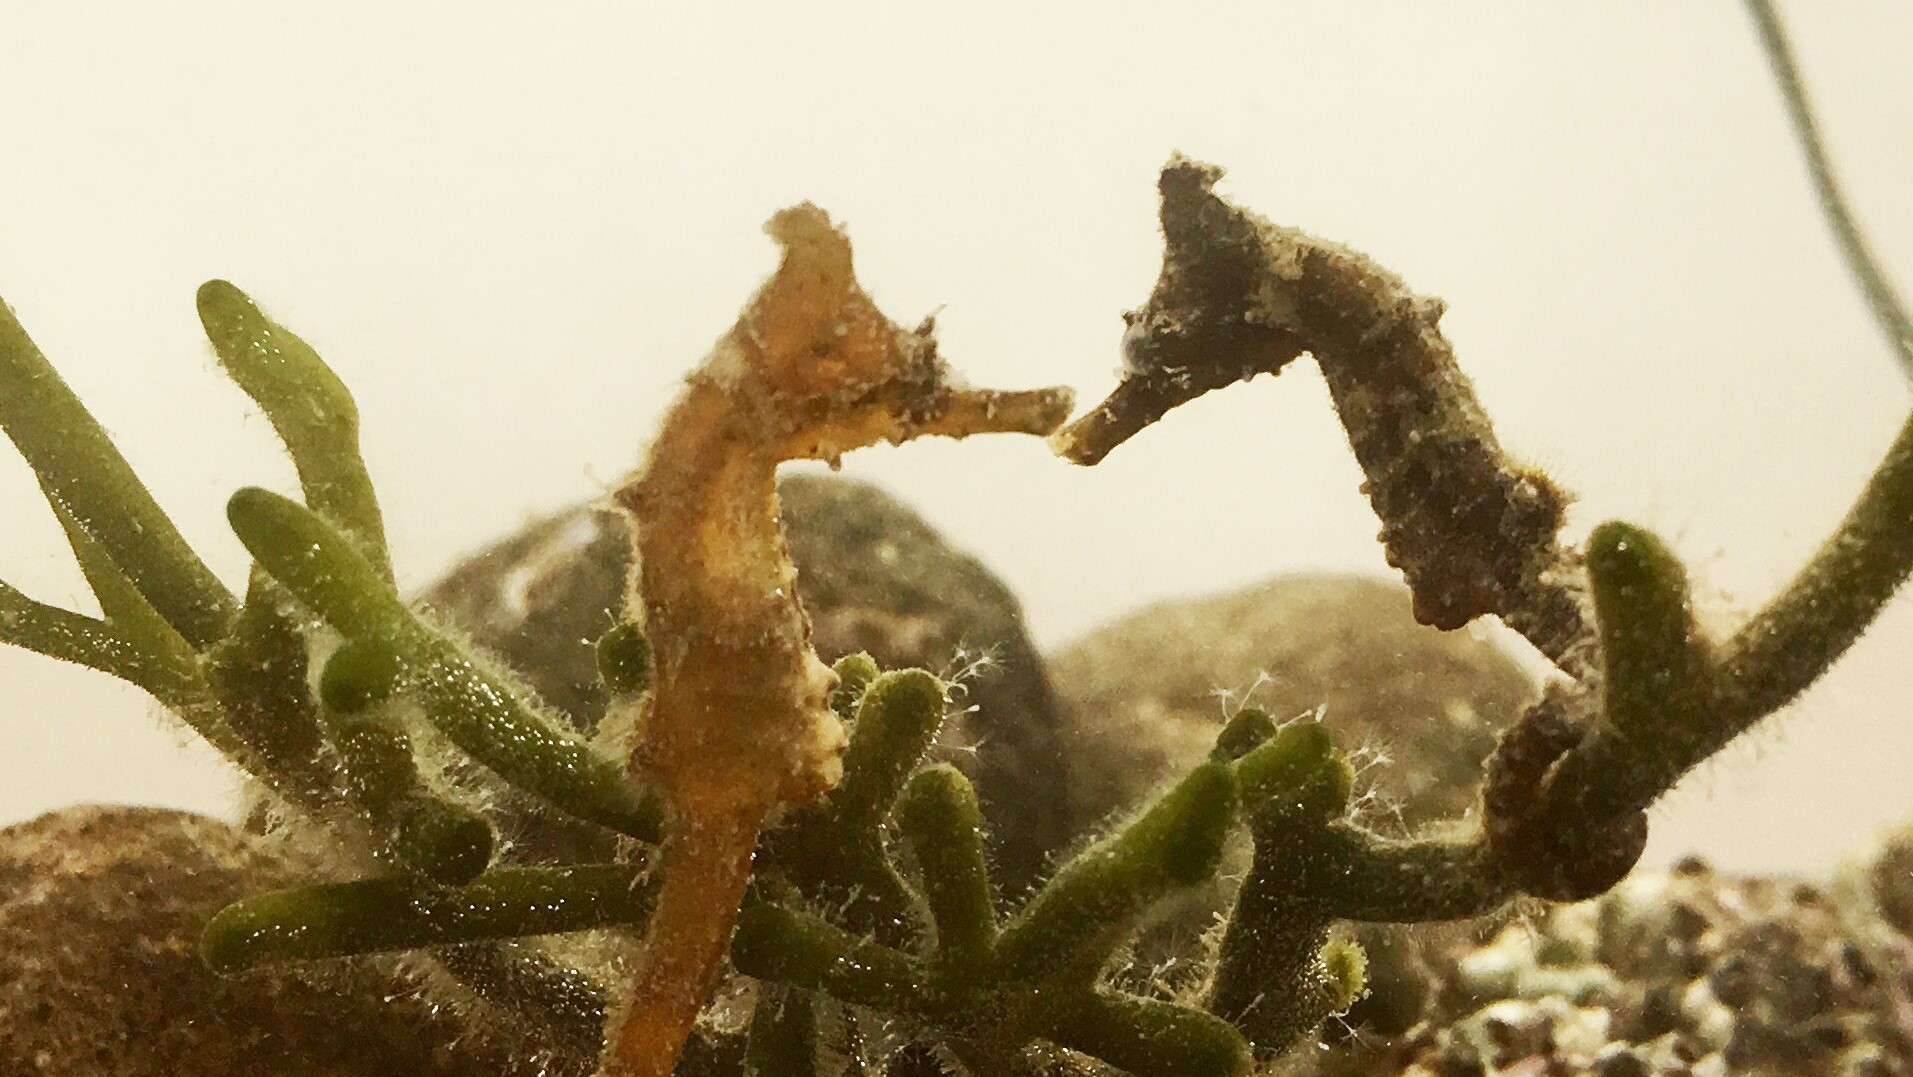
[3,261,1910,1077]
[0,270,1362,1073]
[0,273,1356,1073]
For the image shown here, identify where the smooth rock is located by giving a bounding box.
[1046,573,1539,1034]
[1047,573,1537,838]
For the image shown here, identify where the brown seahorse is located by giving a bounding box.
[604,205,1072,1077]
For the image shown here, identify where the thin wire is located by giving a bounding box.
[1746,0,1913,384]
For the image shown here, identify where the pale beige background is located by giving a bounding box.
[1,3,1907,874]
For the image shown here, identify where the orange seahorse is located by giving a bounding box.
[605,205,1071,1077]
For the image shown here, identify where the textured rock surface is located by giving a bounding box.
[1045,573,1537,838]
[1290,854,1913,1077]
[0,805,528,1077]
[422,472,1070,887]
